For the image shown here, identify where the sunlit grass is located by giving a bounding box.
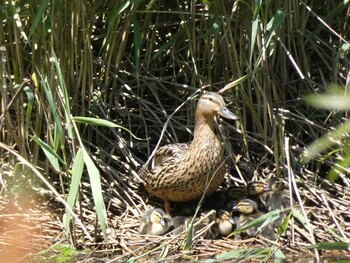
[1,0,349,261]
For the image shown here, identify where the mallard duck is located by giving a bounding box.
[216,209,235,236]
[232,199,276,239]
[265,177,291,211]
[224,185,247,209]
[265,177,292,229]
[246,181,270,210]
[226,185,247,201]
[170,215,191,236]
[139,208,172,235]
[170,210,220,238]
[232,199,263,237]
[140,92,238,213]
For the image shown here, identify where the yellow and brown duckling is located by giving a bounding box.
[139,208,172,236]
[265,177,292,229]
[265,177,291,211]
[139,92,238,213]
[216,209,235,237]
[232,198,277,239]
[246,181,270,211]
[232,199,263,237]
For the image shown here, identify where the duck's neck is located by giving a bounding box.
[192,113,217,142]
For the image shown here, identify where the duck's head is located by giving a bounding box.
[247,181,270,196]
[232,199,258,214]
[217,209,235,224]
[226,185,247,201]
[196,92,239,120]
[148,208,171,231]
[268,177,285,192]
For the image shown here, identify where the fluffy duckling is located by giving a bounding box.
[233,199,277,239]
[246,181,270,210]
[139,208,172,236]
[232,199,263,237]
[139,92,238,213]
[265,177,291,211]
[265,177,292,229]
[225,185,247,203]
[216,209,235,237]
[170,210,220,239]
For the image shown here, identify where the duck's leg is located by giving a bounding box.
[164,200,171,214]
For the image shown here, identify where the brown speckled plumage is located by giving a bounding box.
[139,92,238,211]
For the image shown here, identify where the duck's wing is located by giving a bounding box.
[139,142,190,177]
[152,143,190,168]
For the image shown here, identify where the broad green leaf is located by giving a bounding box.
[228,209,280,237]
[292,209,312,232]
[277,210,292,235]
[304,94,350,111]
[204,248,271,262]
[64,149,84,234]
[42,77,65,146]
[184,224,194,250]
[273,248,286,263]
[308,242,349,250]
[82,148,108,240]
[303,120,350,163]
[31,135,65,171]
[73,116,144,140]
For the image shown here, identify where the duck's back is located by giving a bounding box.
[141,127,226,203]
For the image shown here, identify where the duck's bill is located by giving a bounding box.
[218,106,239,120]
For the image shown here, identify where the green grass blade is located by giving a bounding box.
[204,248,271,262]
[73,116,144,140]
[28,0,49,39]
[64,149,84,234]
[82,148,108,240]
[250,0,261,64]
[277,210,292,235]
[308,242,349,250]
[41,76,65,146]
[31,135,64,172]
[133,13,141,82]
[228,209,280,237]
[23,86,34,138]
[184,224,194,250]
[303,120,350,163]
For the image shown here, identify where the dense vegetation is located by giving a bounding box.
[1,0,349,261]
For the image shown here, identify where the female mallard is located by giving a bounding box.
[140,92,238,213]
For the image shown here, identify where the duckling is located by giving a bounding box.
[216,209,235,237]
[224,185,247,210]
[170,215,191,236]
[265,177,292,229]
[139,208,172,235]
[232,199,263,237]
[139,92,238,213]
[170,210,220,238]
[195,210,220,239]
[266,177,291,211]
[226,185,247,202]
[246,181,270,211]
[232,199,276,239]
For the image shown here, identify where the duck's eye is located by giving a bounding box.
[208,97,213,101]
